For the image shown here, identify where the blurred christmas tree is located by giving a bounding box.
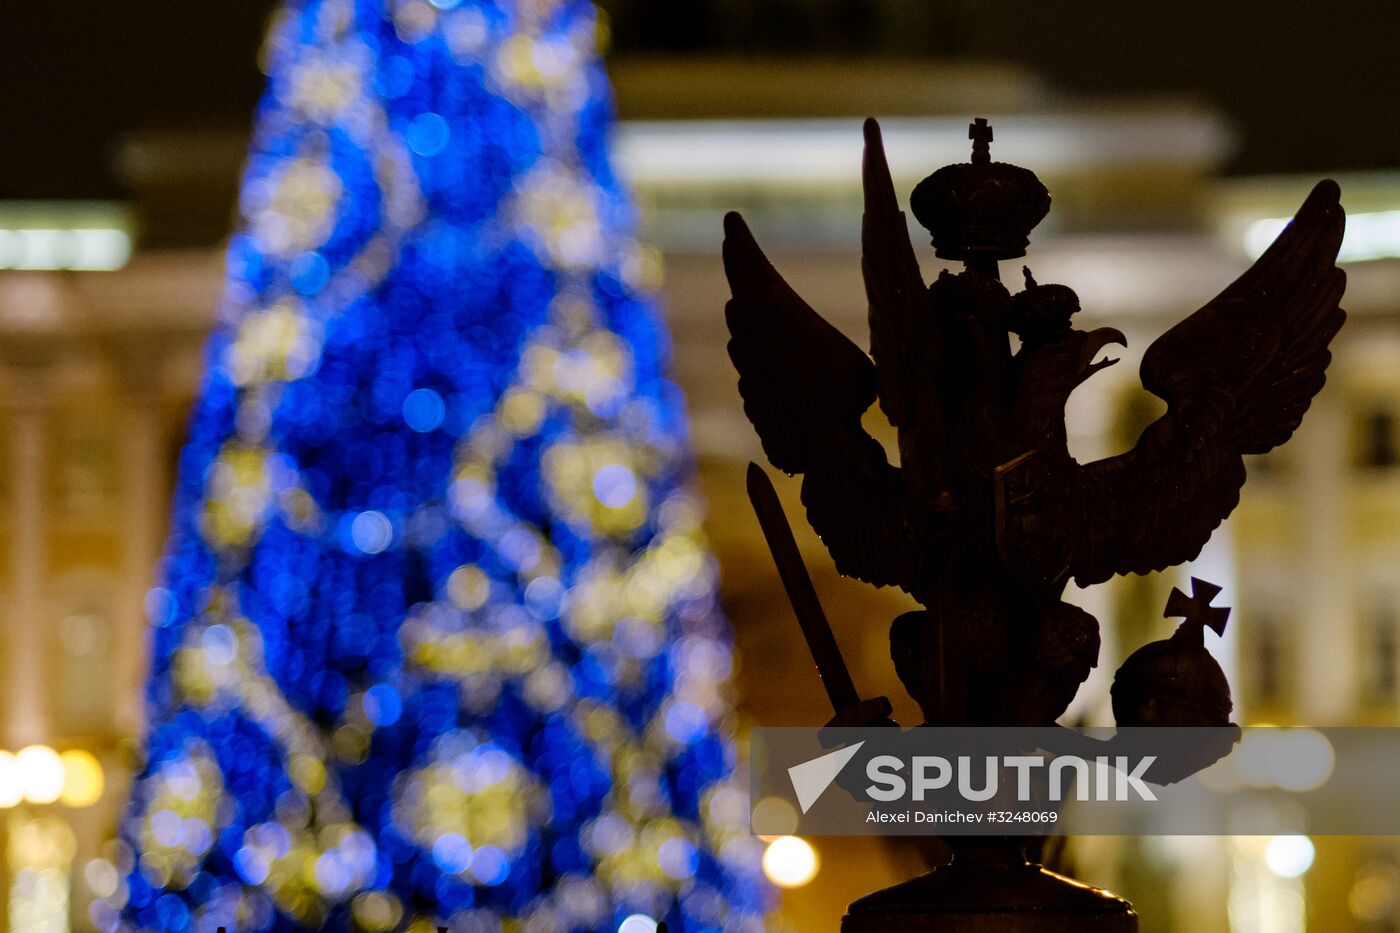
[100,2,766,931]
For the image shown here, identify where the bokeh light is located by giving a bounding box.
[1349,864,1400,922]
[750,797,799,839]
[617,914,658,933]
[1228,728,1336,793]
[58,749,105,807]
[1264,835,1315,878]
[17,745,65,805]
[761,836,819,889]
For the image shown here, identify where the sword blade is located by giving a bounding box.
[745,462,860,713]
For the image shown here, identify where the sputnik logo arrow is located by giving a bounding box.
[788,741,865,814]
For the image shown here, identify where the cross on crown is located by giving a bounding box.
[969,118,993,165]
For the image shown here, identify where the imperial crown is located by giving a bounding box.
[910,117,1052,261]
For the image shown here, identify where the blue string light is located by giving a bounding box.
[100,2,769,930]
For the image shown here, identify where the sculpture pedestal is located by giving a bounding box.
[841,841,1137,933]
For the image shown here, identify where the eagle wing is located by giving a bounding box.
[863,119,937,429]
[1068,180,1346,586]
[861,118,945,499]
[724,211,916,592]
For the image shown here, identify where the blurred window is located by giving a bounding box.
[1248,612,1286,707]
[1358,407,1400,470]
[49,407,118,519]
[1364,602,1400,705]
[50,580,115,738]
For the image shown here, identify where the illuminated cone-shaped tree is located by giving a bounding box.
[103,2,767,931]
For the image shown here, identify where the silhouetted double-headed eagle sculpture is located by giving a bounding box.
[725,118,1346,728]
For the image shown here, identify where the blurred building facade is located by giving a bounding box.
[3,55,1400,933]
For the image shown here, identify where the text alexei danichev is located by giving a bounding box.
[865,809,1059,824]
[867,810,986,823]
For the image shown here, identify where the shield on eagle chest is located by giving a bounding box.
[995,448,1073,586]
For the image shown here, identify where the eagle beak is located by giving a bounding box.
[1083,327,1127,377]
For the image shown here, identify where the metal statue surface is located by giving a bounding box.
[724,116,1346,931]
[725,117,1345,730]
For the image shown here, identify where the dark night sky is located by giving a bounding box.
[2,1,1398,199]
